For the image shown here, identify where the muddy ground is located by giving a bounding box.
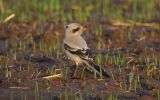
[0,20,160,100]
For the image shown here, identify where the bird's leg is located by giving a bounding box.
[80,65,86,78]
[74,63,79,77]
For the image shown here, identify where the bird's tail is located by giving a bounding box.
[85,61,110,78]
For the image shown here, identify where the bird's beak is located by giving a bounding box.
[82,26,87,32]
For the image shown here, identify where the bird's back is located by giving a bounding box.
[64,36,88,50]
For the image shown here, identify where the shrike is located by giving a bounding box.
[63,23,110,78]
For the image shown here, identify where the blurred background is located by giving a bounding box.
[0,0,160,22]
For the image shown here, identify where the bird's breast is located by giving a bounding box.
[65,50,82,64]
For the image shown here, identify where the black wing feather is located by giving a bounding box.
[64,43,94,61]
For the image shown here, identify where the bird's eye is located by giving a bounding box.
[65,25,69,29]
[72,27,80,33]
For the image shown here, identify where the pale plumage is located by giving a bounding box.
[63,23,110,78]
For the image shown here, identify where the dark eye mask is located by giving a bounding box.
[72,27,80,33]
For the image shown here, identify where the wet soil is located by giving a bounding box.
[0,20,160,100]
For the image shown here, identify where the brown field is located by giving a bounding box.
[0,0,160,100]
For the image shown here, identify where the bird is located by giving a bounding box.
[63,23,110,78]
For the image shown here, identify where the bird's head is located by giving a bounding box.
[65,23,86,37]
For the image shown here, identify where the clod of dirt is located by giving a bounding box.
[138,95,155,100]
[136,90,152,97]
[0,23,10,39]
[82,95,101,100]
[120,92,137,100]
[0,40,9,55]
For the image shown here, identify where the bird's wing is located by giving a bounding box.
[64,42,110,78]
[64,43,94,61]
